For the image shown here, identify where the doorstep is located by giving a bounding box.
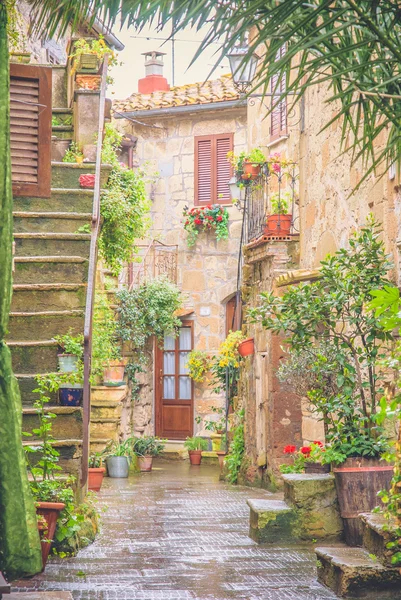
[160,439,188,460]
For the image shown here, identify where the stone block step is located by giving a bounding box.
[316,545,401,598]
[51,162,111,190]
[13,212,91,234]
[23,438,82,477]
[52,126,73,140]
[91,385,128,404]
[10,340,58,374]
[13,256,88,285]
[90,419,120,440]
[8,309,84,341]
[16,374,57,405]
[247,498,295,543]
[360,512,399,568]
[11,283,87,312]
[14,232,91,257]
[23,406,83,440]
[14,189,94,214]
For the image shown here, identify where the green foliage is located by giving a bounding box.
[62,142,83,164]
[92,292,122,379]
[245,148,266,165]
[196,405,225,433]
[186,349,213,383]
[225,409,245,484]
[69,35,119,71]
[88,452,104,468]
[116,277,182,395]
[103,438,133,458]
[270,191,291,215]
[99,124,151,276]
[131,436,166,457]
[250,217,393,460]
[54,331,84,358]
[184,436,208,452]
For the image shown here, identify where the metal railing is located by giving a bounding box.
[81,56,108,488]
[128,240,178,290]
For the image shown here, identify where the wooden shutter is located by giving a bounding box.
[10,64,52,198]
[194,133,233,205]
[270,45,287,140]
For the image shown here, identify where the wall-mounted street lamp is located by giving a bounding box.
[227,45,260,95]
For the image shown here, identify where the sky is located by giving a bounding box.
[109,23,230,100]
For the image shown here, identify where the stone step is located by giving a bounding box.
[360,512,399,568]
[23,406,83,440]
[11,283,87,312]
[13,212,91,234]
[52,126,73,140]
[51,162,111,190]
[10,340,58,374]
[16,374,57,406]
[90,418,120,440]
[14,232,91,257]
[14,189,94,214]
[316,545,401,598]
[13,256,88,285]
[8,309,84,341]
[52,107,73,121]
[23,438,82,477]
[247,498,295,543]
[91,385,128,404]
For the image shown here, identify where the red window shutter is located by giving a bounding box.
[195,134,233,205]
[270,45,287,140]
[10,64,52,198]
[216,134,233,203]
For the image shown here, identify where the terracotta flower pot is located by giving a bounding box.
[88,467,106,491]
[75,74,101,91]
[304,462,330,474]
[36,501,65,569]
[79,173,96,189]
[103,360,127,387]
[238,338,255,357]
[242,161,261,180]
[333,457,394,546]
[188,450,202,465]
[264,214,292,236]
[216,451,227,469]
[138,456,153,472]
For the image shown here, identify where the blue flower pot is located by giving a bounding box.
[59,387,83,407]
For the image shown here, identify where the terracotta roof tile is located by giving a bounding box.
[113,74,241,114]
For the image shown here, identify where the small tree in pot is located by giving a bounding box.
[132,436,166,472]
[184,437,208,466]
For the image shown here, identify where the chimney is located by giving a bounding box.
[138,51,170,94]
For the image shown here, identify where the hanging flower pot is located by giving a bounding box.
[265,214,292,236]
[242,161,261,180]
[36,501,65,569]
[88,467,106,491]
[238,338,255,357]
[79,173,96,189]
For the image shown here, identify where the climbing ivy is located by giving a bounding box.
[225,409,245,484]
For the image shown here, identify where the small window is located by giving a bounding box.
[270,45,287,140]
[194,133,233,205]
[225,293,242,336]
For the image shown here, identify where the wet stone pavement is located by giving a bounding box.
[14,461,337,600]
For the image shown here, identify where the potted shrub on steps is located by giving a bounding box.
[184,437,208,465]
[132,436,166,472]
[54,332,84,406]
[88,452,106,492]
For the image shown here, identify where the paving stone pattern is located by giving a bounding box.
[14,462,337,600]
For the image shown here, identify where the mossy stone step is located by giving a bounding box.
[23,406,83,440]
[52,126,73,140]
[90,419,120,440]
[11,283,87,312]
[13,256,88,285]
[51,162,111,189]
[360,512,399,568]
[14,232,91,257]
[316,545,401,598]
[13,212,91,234]
[16,374,57,405]
[8,309,84,341]
[14,189,94,213]
[247,498,295,543]
[10,340,59,374]
[22,438,82,477]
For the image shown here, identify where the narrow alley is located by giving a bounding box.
[14,463,336,600]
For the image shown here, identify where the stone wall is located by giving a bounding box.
[114,106,248,437]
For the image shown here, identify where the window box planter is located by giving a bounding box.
[88,467,106,491]
[75,53,101,72]
[265,214,292,236]
[238,337,255,357]
[36,501,65,569]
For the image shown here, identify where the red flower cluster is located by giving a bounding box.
[283,445,296,454]
[300,446,311,456]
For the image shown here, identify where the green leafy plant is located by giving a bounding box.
[131,436,166,457]
[225,409,245,484]
[184,437,208,452]
[196,405,226,433]
[182,204,229,247]
[62,142,83,164]
[69,35,119,74]
[103,439,132,458]
[186,350,213,383]
[270,191,291,215]
[92,292,122,380]
[54,332,84,358]
[88,452,104,468]
[245,147,266,165]
[250,217,393,461]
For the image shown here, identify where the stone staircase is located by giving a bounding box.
[316,512,401,598]
[8,161,108,477]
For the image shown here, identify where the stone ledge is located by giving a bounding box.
[247,498,295,543]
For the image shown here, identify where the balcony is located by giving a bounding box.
[127,240,178,289]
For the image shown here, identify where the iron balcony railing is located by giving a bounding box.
[127,240,178,290]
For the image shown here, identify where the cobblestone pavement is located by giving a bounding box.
[14,461,337,600]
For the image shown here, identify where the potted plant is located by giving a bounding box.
[88,452,106,491]
[280,442,330,474]
[242,148,266,180]
[54,332,84,406]
[184,436,208,465]
[104,439,132,478]
[238,337,255,357]
[132,436,166,472]
[103,357,128,387]
[265,191,292,236]
[69,36,117,73]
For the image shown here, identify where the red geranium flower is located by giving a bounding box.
[300,446,311,456]
[194,218,202,225]
[185,220,189,225]
[313,440,324,447]
[217,216,223,222]
[283,445,296,454]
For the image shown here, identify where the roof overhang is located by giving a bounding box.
[91,17,125,51]
[113,99,247,120]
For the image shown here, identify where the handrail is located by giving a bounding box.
[81,55,109,488]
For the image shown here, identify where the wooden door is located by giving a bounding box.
[155,321,193,439]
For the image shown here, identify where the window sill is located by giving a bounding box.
[266,135,289,149]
